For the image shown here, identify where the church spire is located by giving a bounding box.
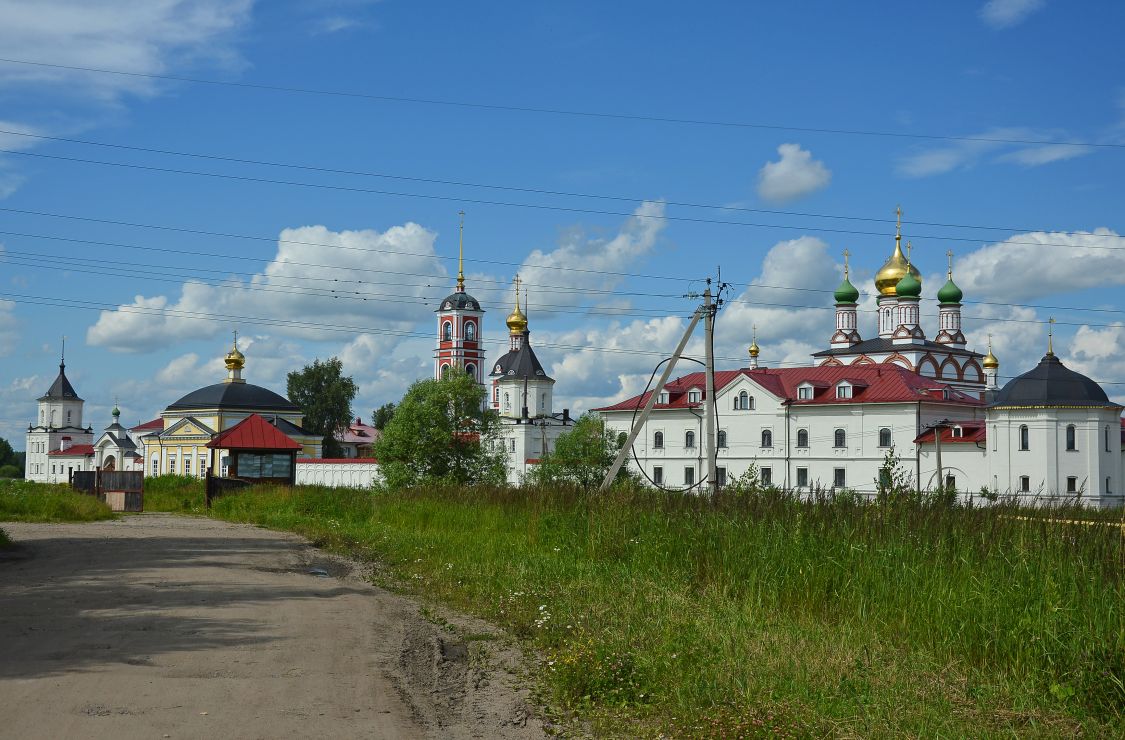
[456,210,466,292]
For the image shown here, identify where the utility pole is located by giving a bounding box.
[599,305,705,491]
[703,285,718,495]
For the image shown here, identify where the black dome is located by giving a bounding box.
[990,354,1111,408]
[437,292,482,312]
[167,382,299,412]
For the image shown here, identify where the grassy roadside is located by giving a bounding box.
[142,475,207,513]
[0,480,115,522]
[206,483,1123,737]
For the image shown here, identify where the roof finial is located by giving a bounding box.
[1047,316,1055,356]
[232,328,238,351]
[895,204,902,244]
[905,240,913,269]
[60,335,66,369]
[946,249,954,279]
[456,210,466,292]
[843,249,851,279]
[513,273,521,309]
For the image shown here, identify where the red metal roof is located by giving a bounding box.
[131,418,164,431]
[206,414,302,451]
[915,421,987,445]
[48,444,95,457]
[595,365,982,412]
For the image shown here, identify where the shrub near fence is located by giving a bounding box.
[211,483,1124,737]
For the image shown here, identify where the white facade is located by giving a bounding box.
[601,368,983,495]
[25,359,94,483]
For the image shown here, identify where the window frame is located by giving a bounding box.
[684,430,696,449]
[760,466,772,486]
[652,466,663,486]
[717,430,727,448]
[464,321,476,341]
[1018,475,1030,493]
[653,431,664,449]
[835,384,852,399]
[1066,476,1078,493]
[1018,424,1030,451]
[879,427,892,447]
[796,429,809,448]
[442,321,453,342]
[684,466,695,486]
[833,467,846,488]
[796,467,809,487]
[1065,424,1076,451]
[761,429,773,448]
[833,428,847,448]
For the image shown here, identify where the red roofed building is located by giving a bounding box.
[596,363,984,494]
[206,413,300,484]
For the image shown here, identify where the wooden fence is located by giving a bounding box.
[70,470,144,512]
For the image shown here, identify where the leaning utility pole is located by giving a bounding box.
[703,286,718,495]
[598,304,705,491]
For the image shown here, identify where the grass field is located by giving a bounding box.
[142,475,206,513]
[0,480,115,522]
[208,484,1124,737]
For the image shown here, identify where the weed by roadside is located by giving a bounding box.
[0,479,114,522]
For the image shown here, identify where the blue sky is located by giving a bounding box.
[1,0,1123,445]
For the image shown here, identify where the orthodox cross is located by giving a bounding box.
[843,249,851,278]
[946,249,954,278]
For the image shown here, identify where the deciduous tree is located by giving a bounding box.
[526,413,633,491]
[373,373,506,489]
[286,357,358,458]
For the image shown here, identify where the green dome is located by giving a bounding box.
[937,277,963,304]
[895,271,921,298]
[833,277,860,304]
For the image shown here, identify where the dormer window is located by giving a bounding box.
[835,383,852,399]
[658,392,669,405]
[797,385,813,400]
[951,426,963,439]
[688,390,701,403]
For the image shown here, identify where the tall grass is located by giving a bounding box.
[212,484,1122,736]
[142,475,206,513]
[0,479,115,522]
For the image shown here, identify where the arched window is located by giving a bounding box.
[1065,424,1076,451]
[797,429,809,448]
[761,429,772,448]
[1106,426,1111,452]
[653,431,664,449]
[541,392,547,409]
[685,430,696,449]
[717,430,727,448]
[503,393,510,410]
[465,363,476,377]
[464,321,476,341]
[1019,425,1029,451]
[738,390,748,410]
[67,410,72,424]
[834,429,846,448]
[440,363,450,378]
[442,321,452,341]
[879,428,892,447]
[748,396,755,410]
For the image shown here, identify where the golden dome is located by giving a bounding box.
[748,340,760,358]
[224,333,245,371]
[874,239,922,296]
[505,276,528,335]
[983,337,999,369]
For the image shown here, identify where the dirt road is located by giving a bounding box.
[0,515,547,739]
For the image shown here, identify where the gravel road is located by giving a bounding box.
[0,515,548,739]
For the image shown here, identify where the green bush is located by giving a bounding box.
[0,464,21,478]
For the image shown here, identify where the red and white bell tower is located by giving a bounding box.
[434,211,486,387]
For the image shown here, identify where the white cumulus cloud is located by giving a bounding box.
[0,0,255,101]
[756,144,831,203]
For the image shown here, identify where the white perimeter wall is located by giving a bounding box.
[295,460,380,489]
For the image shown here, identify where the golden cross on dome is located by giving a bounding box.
[513,274,521,306]
[905,240,913,267]
[232,328,238,350]
[946,249,954,278]
[1047,316,1055,355]
[895,205,903,242]
[843,249,851,278]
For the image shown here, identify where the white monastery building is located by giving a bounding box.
[597,221,1125,508]
[25,352,95,483]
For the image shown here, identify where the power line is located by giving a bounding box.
[5,147,1122,253]
[0,57,1116,150]
[1,127,1119,241]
